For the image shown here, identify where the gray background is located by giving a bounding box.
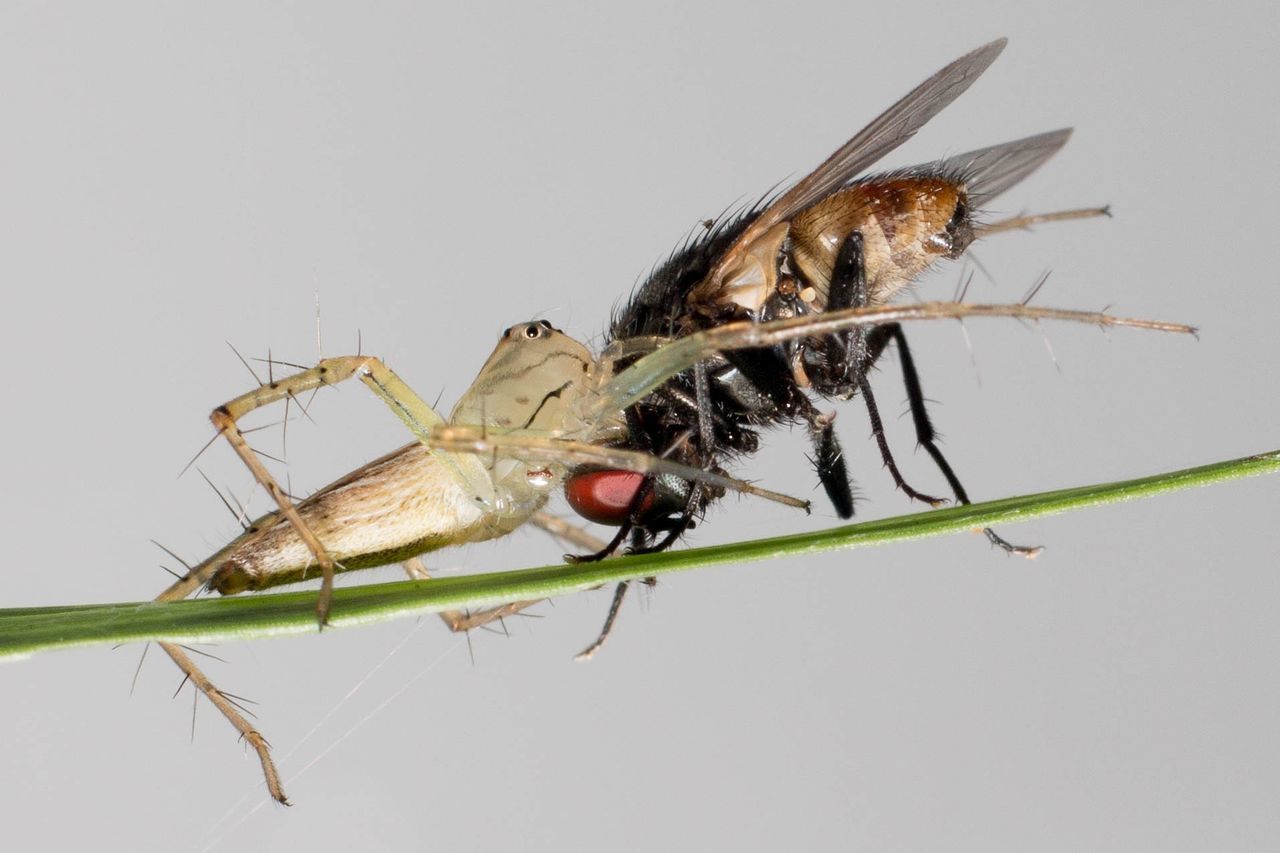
[1,2,1277,851]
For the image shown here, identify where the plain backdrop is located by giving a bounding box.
[1,3,1277,851]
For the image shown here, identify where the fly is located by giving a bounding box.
[556,38,1125,652]
[149,39,1193,803]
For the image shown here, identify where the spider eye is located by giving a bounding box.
[524,324,541,339]
[502,325,513,338]
[539,320,555,331]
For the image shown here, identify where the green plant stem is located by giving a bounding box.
[1,449,1276,660]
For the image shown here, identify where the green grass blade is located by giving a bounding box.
[1,449,1275,659]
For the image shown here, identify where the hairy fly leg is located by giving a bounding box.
[869,323,1041,556]
[574,576,632,662]
[822,231,872,389]
[821,231,946,508]
[563,433,705,656]
[806,408,855,518]
[716,341,858,519]
[565,360,725,657]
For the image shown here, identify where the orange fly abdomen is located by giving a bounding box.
[788,177,969,306]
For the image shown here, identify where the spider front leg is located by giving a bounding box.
[593,303,1192,423]
[154,354,474,805]
[202,355,468,626]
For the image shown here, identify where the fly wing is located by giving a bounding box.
[689,38,1008,304]
[934,127,1073,205]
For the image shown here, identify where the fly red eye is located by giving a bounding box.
[564,470,651,526]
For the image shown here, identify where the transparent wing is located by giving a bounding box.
[695,38,1008,298]
[934,127,1073,205]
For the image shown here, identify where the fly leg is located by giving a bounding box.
[576,484,728,659]
[578,360,722,651]
[793,398,856,518]
[577,350,778,658]
[718,337,857,519]
[155,354,467,804]
[618,359,715,549]
[563,472,668,655]
[871,323,1042,557]
[619,367,719,549]
[573,374,717,658]
[574,578,631,661]
[854,376,948,508]
[826,231,945,508]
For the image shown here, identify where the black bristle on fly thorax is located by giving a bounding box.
[601,210,819,541]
